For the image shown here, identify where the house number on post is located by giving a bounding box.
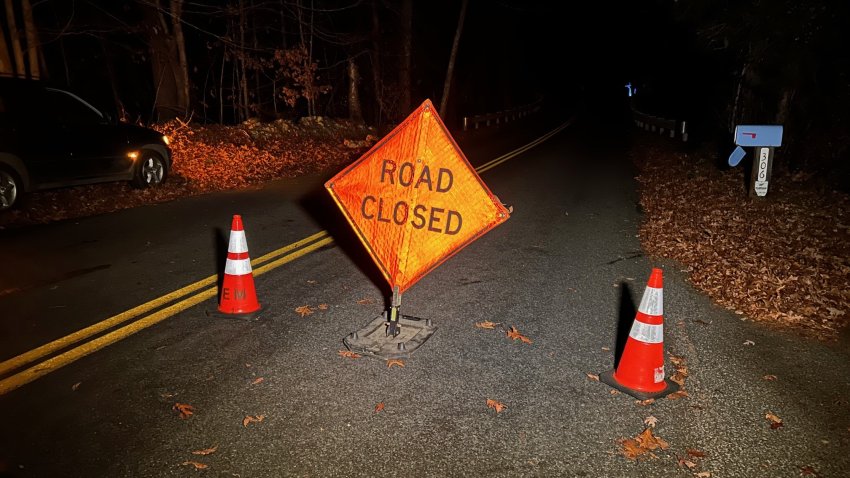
[752,147,772,197]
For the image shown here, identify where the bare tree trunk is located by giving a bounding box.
[399,0,413,114]
[252,0,261,117]
[306,0,316,116]
[21,0,39,78]
[101,39,124,120]
[172,0,190,117]
[348,57,363,122]
[279,0,287,48]
[219,50,226,122]
[147,0,190,120]
[730,62,749,132]
[239,0,250,120]
[439,0,468,118]
[0,21,11,76]
[370,0,383,124]
[232,58,238,121]
[4,0,25,77]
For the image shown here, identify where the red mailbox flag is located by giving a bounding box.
[325,99,510,293]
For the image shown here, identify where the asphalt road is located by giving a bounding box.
[1,111,849,478]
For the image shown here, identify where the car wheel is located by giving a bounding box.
[132,151,167,189]
[0,168,20,211]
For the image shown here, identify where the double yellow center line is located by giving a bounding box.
[0,117,572,396]
[0,232,333,395]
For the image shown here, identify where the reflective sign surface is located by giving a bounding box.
[325,99,510,292]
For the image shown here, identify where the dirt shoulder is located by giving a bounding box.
[631,135,850,341]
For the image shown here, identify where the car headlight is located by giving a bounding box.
[162,135,170,146]
[127,151,139,160]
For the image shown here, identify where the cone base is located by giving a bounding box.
[206,304,265,321]
[599,369,680,400]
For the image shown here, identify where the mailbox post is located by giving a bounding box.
[728,125,783,198]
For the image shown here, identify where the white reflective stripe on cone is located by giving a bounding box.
[228,230,249,253]
[628,321,664,344]
[225,258,253,275]
[638,286,663,316]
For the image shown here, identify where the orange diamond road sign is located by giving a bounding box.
[325,99,510,293]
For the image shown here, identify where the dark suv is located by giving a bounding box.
[0,78,172,211]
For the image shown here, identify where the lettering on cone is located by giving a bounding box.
[359,159,463,235]
[222,288,246,300]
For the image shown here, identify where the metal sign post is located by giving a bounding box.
[727,125,783,197]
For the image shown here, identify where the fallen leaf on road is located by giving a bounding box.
[386,359,405,368]
[192,445,218,456]
[356,298,375,305]
[487,399,506,413]
[636,399,655,406]
[687,449,707,458]
[637,427,669,450]
[601,346,610,351]
[318,303,329,310]
[243,414,265,427]
[374,402,385,413]
[800,465,820,476]
[306,280,318,284]
[251,377,264,385]
[618,427,669,460]
[644,416,658,428]
[181,461,208,470]
[743,340,755,346]
[474,321,498,329]
[694,319,711,325]
[338,350,361,359]
[506,326,532,344]
[71,382,82,391]
[669,354,686,367]
[295,305,314,317]
[586,373,600,382]
[610,389,620,395]
[667,390,690,400]
[763,374,778,381]
[173,403,194,419]
[677,457,698,469]
[695,472,711,477]
[765,411,783,429]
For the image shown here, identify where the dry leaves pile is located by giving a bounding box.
[633,138,850,340]
[0,117,374,228]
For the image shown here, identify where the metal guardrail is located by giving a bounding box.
[462,98,542,131]
[631,104,688,142]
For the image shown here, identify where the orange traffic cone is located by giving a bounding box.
[207,215,263,319]
[600,268,679,399]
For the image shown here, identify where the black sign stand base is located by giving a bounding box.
[343,312,437,360]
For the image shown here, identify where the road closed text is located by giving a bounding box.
[359,159,463,235]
